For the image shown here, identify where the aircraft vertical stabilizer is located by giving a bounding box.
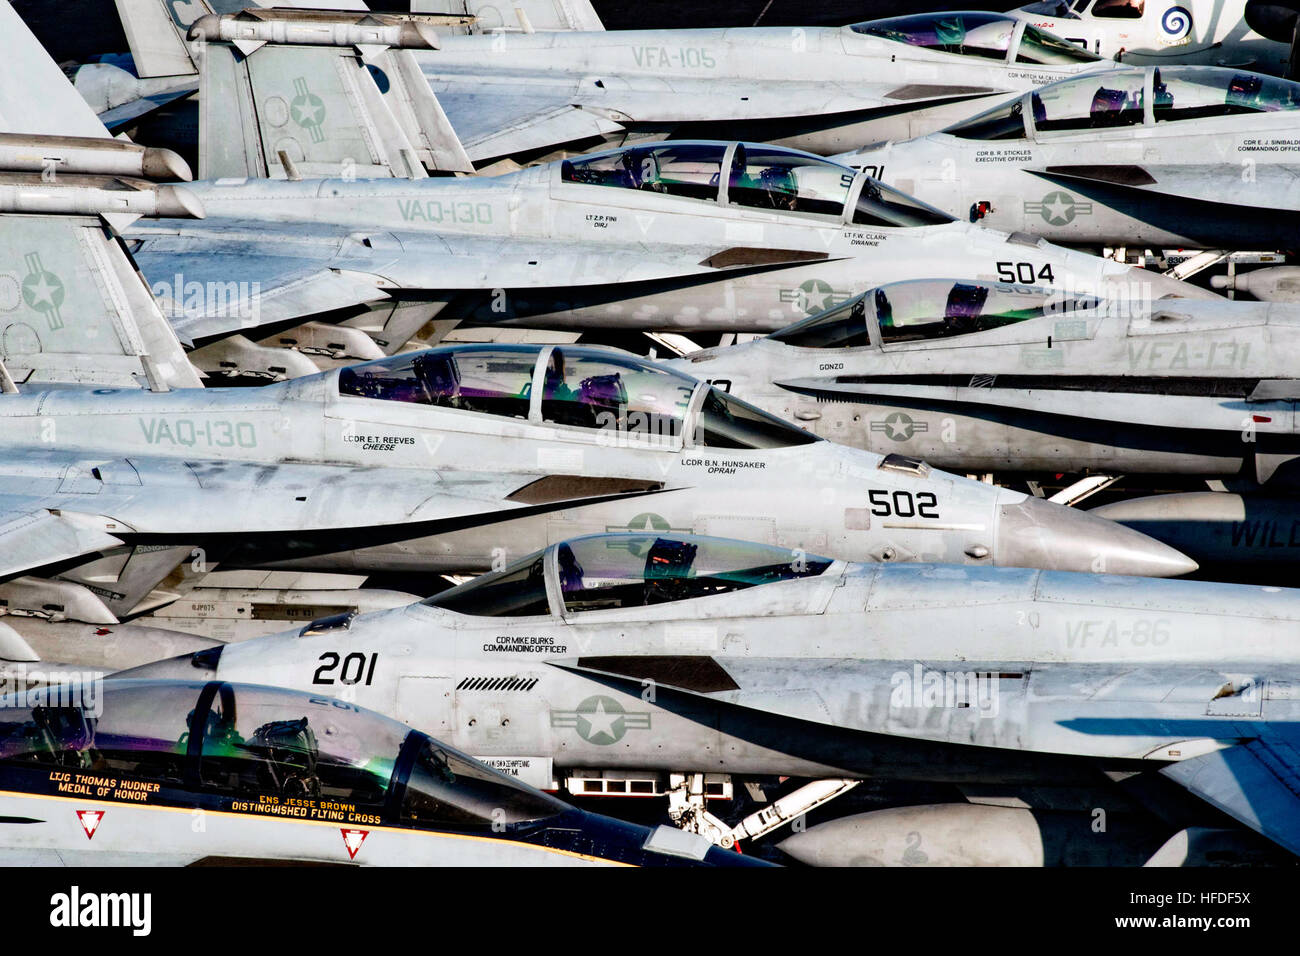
[192,15,473,179]
[0,3,112,138]
[0,213,203,390]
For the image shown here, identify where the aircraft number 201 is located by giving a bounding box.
[996,262,1055,284]
[868,490,940,518]
[312,652,379,686]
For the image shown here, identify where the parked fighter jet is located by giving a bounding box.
[839,65,1300,249]
[0,678,760,865]
[187,8,1112,179]
[1008,0,1290,75]
[125,531,1300,861]
[0,338,1192,624]
[0,11,1212,379]
[667,277,1300,485]
[112,139,1209,379]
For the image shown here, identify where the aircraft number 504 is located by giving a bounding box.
[869,489,940,518]
[313,652,379,686]
[997,262,1055,284]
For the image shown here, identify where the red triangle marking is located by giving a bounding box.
[76,809,103,840]
[340,828,369,860]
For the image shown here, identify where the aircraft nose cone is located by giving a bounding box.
[996,496,1198,577]
[113,645,223,680]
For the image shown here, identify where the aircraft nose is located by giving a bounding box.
[995,496,1198,578]
[113,645,223,680]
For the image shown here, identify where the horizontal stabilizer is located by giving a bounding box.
[1161,739,1300,856]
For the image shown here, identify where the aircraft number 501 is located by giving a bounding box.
[313,652,379,686]
[869,489,940,518]
[997,262,1055,284]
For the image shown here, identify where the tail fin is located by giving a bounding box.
[191,12,472,179]
[0,3,112,138]
[111,0,212,79]
[0,208,203,390]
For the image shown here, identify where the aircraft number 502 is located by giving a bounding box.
[869,490,940,518]
[997,262,1055,284]
[313,652,379,686]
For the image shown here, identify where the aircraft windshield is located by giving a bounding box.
[556,534,833,612]
[426,553,553,617]
[853,178,955,227]
[1090,0,1144,18]
[401,736,567,827]
[850,13,1016,60]
[560,143,728,201]
[1154,67,1300,120]
[338,345,537,419]
[727,144,855,217]
[872,279,1098,344]
[1018,0,1080,15]
[770,296,870,348]
[1016,24,1100,63]
[945,96,1028,139]
[695,386,820,447]
[1032,68,1146,130]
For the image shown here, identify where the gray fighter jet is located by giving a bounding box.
[0,677,761,866]
[186,8,1112,178]
[0,204,1195,670]
[666,277,1300,485]
[839,65,1300,249]
[0,5,1209,382]
[124,531,1300,862]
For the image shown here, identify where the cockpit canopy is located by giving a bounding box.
[850,12,1100,64]
[425,533,835,617]
[0,680,567,828]
[769,278,1100,349]
[561,141,858,217]
[947,66,1300,139]
[558,140,956,227]
[338,343,819,449]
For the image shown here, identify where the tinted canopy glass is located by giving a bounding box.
[695,387,820,448]
[1154,67,1300,121]
[851,13,1016,60]
[872,279,1099,344]
[1090,0,1143,17]
[945,97,1028,140]
[338,345,537,419]
[541,346,696,439]
[769,296,870,349]
[425,553,552,617]
[557,534,833,612]
[1031,69,1147,131]
[1016,24,1100,63]
[561,143,728,201]
[401,736,567,828]
[0,680,401,802]
[727,144,855,217]
[853,178,955,227]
